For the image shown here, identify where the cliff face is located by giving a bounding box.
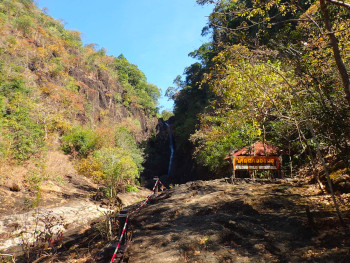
[67,67,157,141]
[142,119,170,183]
[0,0,159,156]
[141,116,214,186]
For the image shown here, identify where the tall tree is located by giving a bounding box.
[320,0,350,106]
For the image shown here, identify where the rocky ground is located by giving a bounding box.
[1,178,350,263]
[125,179,350,263]
[0,151,152,263]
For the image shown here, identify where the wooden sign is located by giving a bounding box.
[233,156,280,170]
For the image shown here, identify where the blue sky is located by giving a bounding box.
[35,0,213,111]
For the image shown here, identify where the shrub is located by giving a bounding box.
[95,127,115,149]
[0,121,11,159]
[15,15,34,35]
[64,30,82,48]
[47,114,71,134]
[94,147,139,196]
[76,155,104,181]
[126,184,139,192]
[1,79,30,98]
[9,119,44,160]
[160,110,174,121]
[115,127,144,172]
[20,211,64,261]
[61,126,98,158]
[0,12,7,25]
[49,57,64,78]
[114,92,122,103]
[0,95,5,116]
[0,80,44,160]
[66,79,79,93]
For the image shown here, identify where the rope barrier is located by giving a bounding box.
[110,178,165,262]
[110,214,129,262]
[129,179,158,215]
[152,179,160,191]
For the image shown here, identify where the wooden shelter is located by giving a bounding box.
[224,141,282,179]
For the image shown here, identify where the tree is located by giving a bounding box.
[94,147,139,196]
[319,0,350,107]
[113,55,160,112]
[187,0,349,225]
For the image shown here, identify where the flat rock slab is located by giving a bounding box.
[0,200,112,253]
[117,188,153,207]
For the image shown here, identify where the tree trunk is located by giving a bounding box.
[267,63,346,227]
[320,0,350,107]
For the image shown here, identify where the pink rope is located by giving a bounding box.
[110,179,167,262]
[110,215,129,262]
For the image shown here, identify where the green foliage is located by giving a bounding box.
[49,57,65,78]
[126,184,139,192]
[170,65,212,153]
[0,0,159,199]
[0,79,30,98]
[15,14,34,35]
[115,127,144,173]
[94,147,139,196]
[189,42,215,66]
[46,19,65,36]
[0,0,32,16]
[61,126,98,158]
[113,54,160,113]
[76,127,143,194]
[70,126,145,195]
[114,92,122,103]
[64,30,82,48]
[0,95,5,116]
[160,110,174,121]
[0,12,7,24]
[76,155,104,181]
[0,79,44,160]
[66,78,79,93]
[6,111,44,160]
[169,0,350,177]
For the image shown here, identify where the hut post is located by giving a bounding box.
[230,155,235,184]
[279,155,283,179]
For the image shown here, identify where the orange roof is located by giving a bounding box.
[224,141,280,160]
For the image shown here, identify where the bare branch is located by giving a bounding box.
[326,0,350,10]
[211,18,312,33]
[266,61,346,227]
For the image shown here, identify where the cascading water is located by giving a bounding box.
[165,121,174,175]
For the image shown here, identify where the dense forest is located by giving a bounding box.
[168,0,350,191]
[0,0,161,199]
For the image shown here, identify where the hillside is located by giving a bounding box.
[0,0,161,203]
[0,0,163,258]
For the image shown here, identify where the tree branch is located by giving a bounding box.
[326,0,350,10]
[266,61,346,227]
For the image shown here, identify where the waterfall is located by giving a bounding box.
[165,121,174,175]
